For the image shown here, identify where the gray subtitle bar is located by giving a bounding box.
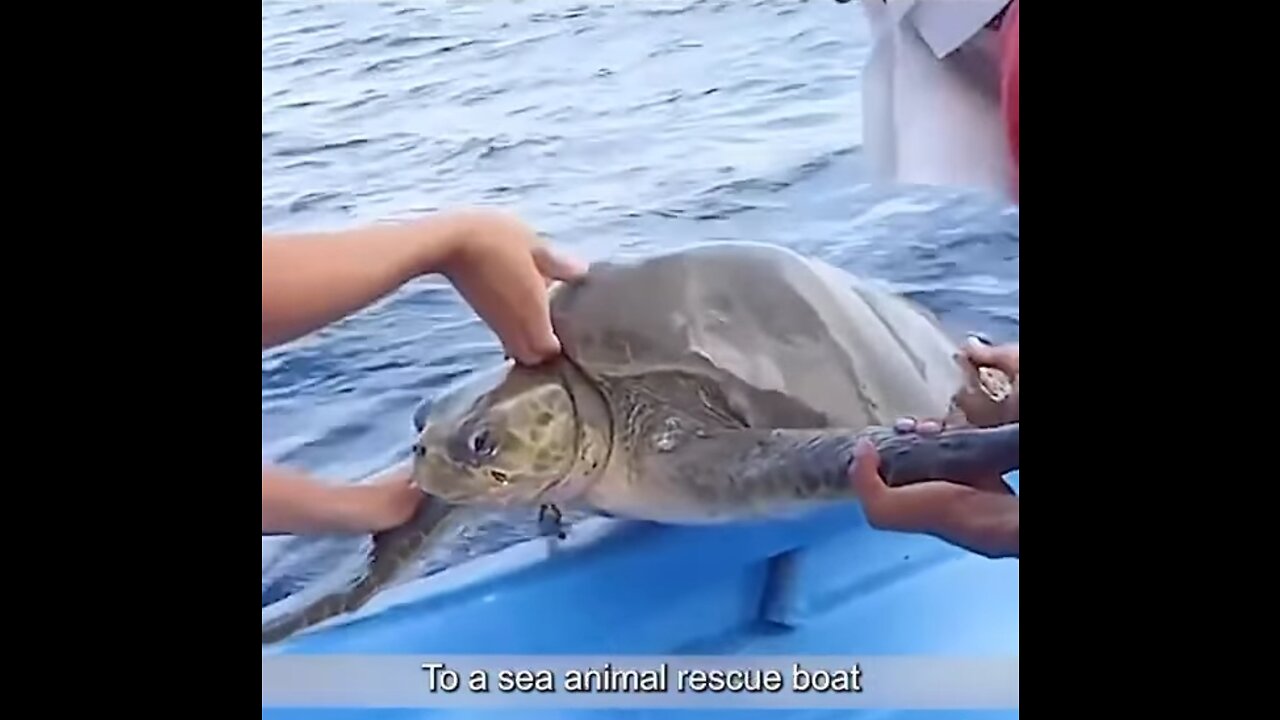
[262,655,1018,709]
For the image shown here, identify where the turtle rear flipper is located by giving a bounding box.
[261,496,459,645]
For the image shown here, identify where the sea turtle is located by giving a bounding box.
[413,241,1017,522]
[261,241,1018,645]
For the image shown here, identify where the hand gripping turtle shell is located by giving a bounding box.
[261,242,1017,645]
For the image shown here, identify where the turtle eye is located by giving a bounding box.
[471,428,497,458]
[490,470,510,485]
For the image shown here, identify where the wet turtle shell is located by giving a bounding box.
[548,241,972,433]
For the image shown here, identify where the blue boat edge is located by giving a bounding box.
[263,471,1019,719]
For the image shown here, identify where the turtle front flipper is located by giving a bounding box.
[867,423,1018,489]
[600,423,1019,523]
[261,495,460,645]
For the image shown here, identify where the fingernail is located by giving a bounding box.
[894,417,916,433]
[555,250,590,276]
[967,334,993,348]
[531,333,560,356]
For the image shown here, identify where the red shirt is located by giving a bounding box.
[1000,0,1019,199]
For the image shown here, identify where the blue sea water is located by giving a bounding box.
[261,0,1018,619]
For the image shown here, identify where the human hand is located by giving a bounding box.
[955,338,1019,427]
[439,210,588,365]
[964,338,1018,376]
[340,470,426,533]
[849,417,1019,559]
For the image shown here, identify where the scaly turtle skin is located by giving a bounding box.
[261,242,1017,645]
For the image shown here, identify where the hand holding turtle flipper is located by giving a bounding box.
[875,415,1013,491]
[850,422,1019,559]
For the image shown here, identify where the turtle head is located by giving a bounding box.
[410,360,581,506]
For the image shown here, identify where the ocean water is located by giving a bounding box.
[262,0,1018,625]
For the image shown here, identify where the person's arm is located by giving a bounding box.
[263,212,468,349]
[262,464,423,535]
[849,438,1018,559]
[262,208,587,362]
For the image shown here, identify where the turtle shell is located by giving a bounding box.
[547,242,967,432]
